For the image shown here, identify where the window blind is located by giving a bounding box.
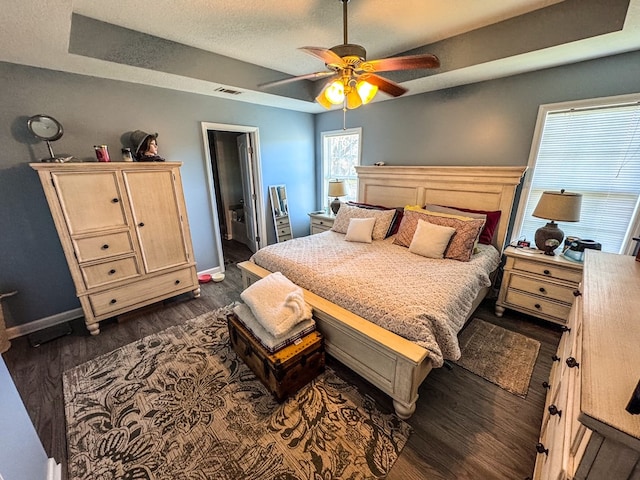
[519,101,640,254]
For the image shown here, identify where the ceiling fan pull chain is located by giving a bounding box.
[343,104,347,130]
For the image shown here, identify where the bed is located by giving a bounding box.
[238,165,526,418]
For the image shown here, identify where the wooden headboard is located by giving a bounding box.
[355,166,527,251]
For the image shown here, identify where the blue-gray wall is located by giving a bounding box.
[315,50,640,168]
[0,62,315,328]
[1,49,639,331]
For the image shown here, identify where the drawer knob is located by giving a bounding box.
[102,244,109,250]
[319,221,324,225]
[543,269,551,275]
[111,198,119,203]
[534,303,541,310]
[110,299,117,304]
[175,279,181,285]
[535,443,549,456]
[573,289,582,297]
[566,357,580,369]
[108,269,116,275]
[548,404,562,417]
[138,222,145,227]
[560,325,571,333]
[551,354,561,362]
[542,381,551,390]
[538,287,547,294]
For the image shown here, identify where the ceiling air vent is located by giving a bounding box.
[214,87,242,95]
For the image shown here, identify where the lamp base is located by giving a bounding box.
[330,197,342,215]
[534,221,564,255]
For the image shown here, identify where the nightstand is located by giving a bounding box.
[495,246,583,325]
[308,211,335,235]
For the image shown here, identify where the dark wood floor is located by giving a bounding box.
[3,239,561,480]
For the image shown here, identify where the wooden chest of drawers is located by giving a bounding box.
[496,247,582,325]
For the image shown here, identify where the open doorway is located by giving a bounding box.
[200,122,267,272]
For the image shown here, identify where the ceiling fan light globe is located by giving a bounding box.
[346,89,363,110]
[325,80,345,104]
[315,92,333,109]
[356,80,378,104]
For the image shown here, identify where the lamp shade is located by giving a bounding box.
[532,190,582,222]
[328,180,347,198]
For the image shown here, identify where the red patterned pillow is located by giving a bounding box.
[437,205,502,245]
[393,209,485,262]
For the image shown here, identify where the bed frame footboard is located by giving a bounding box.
[238,260,431,419]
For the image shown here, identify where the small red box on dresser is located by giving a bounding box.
[227,313,325,402]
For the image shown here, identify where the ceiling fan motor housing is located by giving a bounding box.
[330,44,366,64]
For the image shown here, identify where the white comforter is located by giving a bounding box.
[250,231,500,368]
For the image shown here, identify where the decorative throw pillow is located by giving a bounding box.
[346,201,403,237]
[344,217,376,243]
[394,209,485,262]
[432,204,502,245]
[331,203,396,240]
[420,205,486,251]
[409,219,456,258]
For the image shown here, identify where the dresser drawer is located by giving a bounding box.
[88,268,195,317]
[73,231,134,262]
[512,258,582,284]
[278,234,293,242]
[81,256,140,289]
[311,217,334,228]
[504,290,571,322]
[508,273,577,304]
[275,216,289,226]
[276,225,291,237]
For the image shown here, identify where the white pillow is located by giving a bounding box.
[345,217,376,243]
[332,203,396,240]
[409,219,456,258]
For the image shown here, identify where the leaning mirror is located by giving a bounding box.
[269,185,292,243]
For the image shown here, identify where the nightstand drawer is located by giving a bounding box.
[311,218,333,228]
[508,273,577,304]
[512,258,582,283]
[505,290,571,321]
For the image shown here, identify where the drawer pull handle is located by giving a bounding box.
[548,404,562,417]
[551,354,561,362]
[319,221,324,225]
[573,289,582,297]
[539,287,547,294]
[534,303,541,310]
[543,269,551,275]
[542,381,550,390]
[535,443,549,456]
[560,325,571,333]
[175,280,181,285]
[566,357,580,369]
[138,222,145,227]
[102,244,109,250]
[110,299,117,304]
[111,198,119,203]
[108,269,116,275]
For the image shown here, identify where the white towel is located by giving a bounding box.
[233,303,315,353]
[240,272,312,337]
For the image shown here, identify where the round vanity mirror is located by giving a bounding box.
[27,114,64,161]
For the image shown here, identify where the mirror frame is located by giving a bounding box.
[269,185,292,243]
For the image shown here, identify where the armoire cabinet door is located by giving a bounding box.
[123,169,190,273]
[52,171,127,234]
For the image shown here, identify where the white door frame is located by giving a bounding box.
[200,122,266,271]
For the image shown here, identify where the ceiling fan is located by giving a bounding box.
[260,0,440,110]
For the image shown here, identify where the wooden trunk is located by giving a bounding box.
[227,313,325,402]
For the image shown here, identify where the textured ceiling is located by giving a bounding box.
[2,0,640,113]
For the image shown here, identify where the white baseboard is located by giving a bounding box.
[47,458,61,480]
[7,268,222,340]
[6,308,83,340]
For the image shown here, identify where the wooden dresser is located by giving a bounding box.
[31,162,199,335]
[533,251,640,479]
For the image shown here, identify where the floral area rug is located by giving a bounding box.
[63,305,411,479]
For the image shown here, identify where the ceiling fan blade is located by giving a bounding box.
[361,74,407,98]
[299,47,347,68]
[360,54,440,73]
[259,70,337,88]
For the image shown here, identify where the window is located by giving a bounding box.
[513,94,640,254]
[321,128,362,209]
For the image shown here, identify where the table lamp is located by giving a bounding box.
[328,180,347,215]
[532,189,582,255]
